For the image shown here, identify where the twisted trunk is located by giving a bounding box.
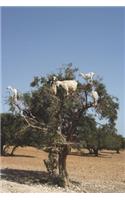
[58,145,70,187]
[43,147,58,175]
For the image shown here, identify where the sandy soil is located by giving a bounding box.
[0,146,125,193]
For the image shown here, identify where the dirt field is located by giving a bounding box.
[0,146,125,193]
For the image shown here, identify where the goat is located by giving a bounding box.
[91,89,99,107]
[7,86,18,103]
[80,72,95,82]
[55,80,78,95]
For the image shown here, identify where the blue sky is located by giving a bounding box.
[1,7,125,135]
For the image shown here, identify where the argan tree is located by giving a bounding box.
[7,64,119,186]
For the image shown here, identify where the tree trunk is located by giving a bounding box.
[44,147,58,176]
[10,145,18,156]
[93,148,99,156]
[88,148,93,154]
[58,145,70,187]
[116,149,120,154]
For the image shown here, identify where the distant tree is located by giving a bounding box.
[121,136,125,149]
[1,113,24,155]
[1,113,45,156]
[77,116,108,156]
[103,133,124,153]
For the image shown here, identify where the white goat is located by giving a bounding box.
[80,72,95,82]
[7,86,18,103]
[55,80,78,95]
[91,89,99,106]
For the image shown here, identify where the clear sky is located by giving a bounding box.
[1,7,125,136]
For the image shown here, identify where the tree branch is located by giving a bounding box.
[23,115,47,131]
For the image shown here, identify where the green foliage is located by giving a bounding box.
[1,113,25,155]
[1,113,46,155]
[121,137,125,149]
[77,116,124,155]
[103,133,124,152]
[77,116,101,155]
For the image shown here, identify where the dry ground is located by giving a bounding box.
[0,146,125,193]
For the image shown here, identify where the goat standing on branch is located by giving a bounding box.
[79,72,95,83]
[50,76,78,96]
[7,86,38,126]
[7,86,19,104]
[91,88,99,107]
[55,80,78,95]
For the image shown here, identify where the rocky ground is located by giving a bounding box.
[1,179,125,193]
[0,147,125,193]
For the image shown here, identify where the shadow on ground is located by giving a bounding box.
[2,154,35,158]
[1,168,50,185]
[1,168,81,187]
[69,152,112,158]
